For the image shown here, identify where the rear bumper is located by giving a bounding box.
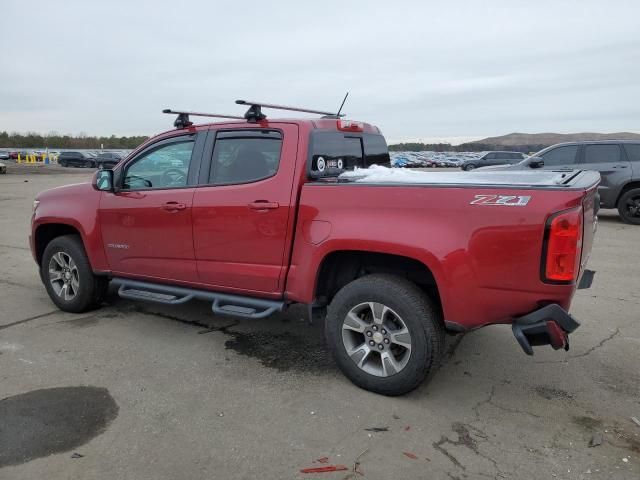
[512,304,580,355]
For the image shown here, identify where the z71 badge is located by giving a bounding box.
[470,194,531,206]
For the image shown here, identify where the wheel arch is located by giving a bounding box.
[34,223,84,266]
[314,250,442,313]
[615,180,640,206]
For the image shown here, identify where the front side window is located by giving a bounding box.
[123,139,194,190]
[583,144,620,164]
[540,145,578,166]
[209,130,282,185]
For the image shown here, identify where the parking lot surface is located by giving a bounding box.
[1,167,638,479]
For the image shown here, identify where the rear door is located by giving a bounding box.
[99,133,205,282]
[192,124,299,295]
[575,143,631,207]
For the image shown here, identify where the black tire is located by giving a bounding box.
[325,274,444,396]
[465,164,476,171]
[84,160,94,168]
[41,235,108,313]
[59,159,67,167]
[617,188,640,225]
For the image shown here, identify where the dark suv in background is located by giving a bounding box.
[58,151,97,168]
[95,152,125,169]
[461,151,526,170]
[498,141,640,224]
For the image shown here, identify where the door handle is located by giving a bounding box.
[248,201,279,211]
[612,164,628,169]
[161,202,187,211]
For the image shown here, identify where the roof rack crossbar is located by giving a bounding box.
[162,109,244,129]
[235,99,344,122]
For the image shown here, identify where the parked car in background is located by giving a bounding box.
[488,141,640,225]
[461,151,526,170]
[95,152,125,169]
[0,151,9,160]
[58,151,97,168]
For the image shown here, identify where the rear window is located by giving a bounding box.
[623,144,640,162]
[309,132,390,177]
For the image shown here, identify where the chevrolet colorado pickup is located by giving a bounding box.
[30,102,599,395]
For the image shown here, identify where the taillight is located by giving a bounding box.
[337,119,364,132]
[542,208,583,283]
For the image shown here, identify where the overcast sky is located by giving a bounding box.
[1,0,639,143]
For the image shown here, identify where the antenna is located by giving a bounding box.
[336,92,349,118]
[162,109,244,129]
[235,99,344,122]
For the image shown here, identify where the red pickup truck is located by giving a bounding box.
[30,102,599,395]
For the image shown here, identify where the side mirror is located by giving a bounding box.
[93,169,114,191]
[528,157,544,168]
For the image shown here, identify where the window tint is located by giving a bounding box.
[540,145,578,166]
[123,140,194,190]
[209,130,282,185]
[484,153,496,160]
[310,132,363,175]
[511,153,524,159]
[363,134,391,167]
[623,144,640,162]
[583,144,620,164]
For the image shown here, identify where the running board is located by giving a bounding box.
[112,278,285,319]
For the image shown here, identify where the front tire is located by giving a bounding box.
[617,188,640,225]
[465,164,476,171]
[41,235,108,313]
[326,274,444,396]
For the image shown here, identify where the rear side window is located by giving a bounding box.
[623,144,640,162]
[209,130,282,185]
[541,145,578,166]
[583,144,620,164]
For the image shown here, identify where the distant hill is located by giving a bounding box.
[470,132,640,147]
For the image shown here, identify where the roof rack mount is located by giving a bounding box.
[235,99,345,123]
[162,109,244,129]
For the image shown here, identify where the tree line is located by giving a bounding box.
[389,142,549,153]
[0,131,149,149]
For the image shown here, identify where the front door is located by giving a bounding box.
[99,133,203,282]
[192,124,299,295]
[540,144,579,170]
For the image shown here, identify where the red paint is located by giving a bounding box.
[403,452,418,460]
[300,465,348,474]
[31,117,598,336]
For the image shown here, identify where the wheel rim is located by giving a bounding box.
[467,164,475,170]
[341,302,412,377]
[625,195,640,218]
[48,251,80,301]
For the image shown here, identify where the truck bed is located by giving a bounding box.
[338,165,598,189]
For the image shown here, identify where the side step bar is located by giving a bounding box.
[112,278,285,319]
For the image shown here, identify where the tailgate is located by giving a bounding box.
[579,183,599,283]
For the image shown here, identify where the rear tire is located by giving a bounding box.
[325,274,444,396]
[41,235,108,313]
[617,188,640,225]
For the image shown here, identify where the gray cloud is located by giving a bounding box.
[1,0,638,143]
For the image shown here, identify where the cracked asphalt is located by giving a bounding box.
[1,169,639,479]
